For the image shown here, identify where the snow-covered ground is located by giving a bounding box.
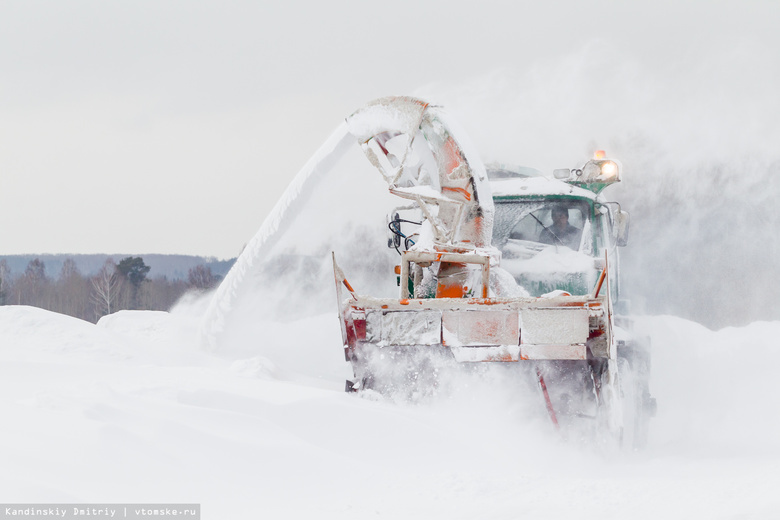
[1,304,778,519]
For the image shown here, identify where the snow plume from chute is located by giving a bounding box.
[416,41,780,328]
[200,121,397,368]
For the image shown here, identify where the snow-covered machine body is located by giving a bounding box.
[333,97,653,445]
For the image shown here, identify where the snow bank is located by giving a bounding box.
[635,315,780,457]
[1,305,779,518]
[0,306,126,361]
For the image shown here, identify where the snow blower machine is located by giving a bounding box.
[333,97,655,448]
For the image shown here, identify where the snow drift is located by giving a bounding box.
[1,306,779,518]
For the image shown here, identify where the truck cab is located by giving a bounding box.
[488,158,629,308]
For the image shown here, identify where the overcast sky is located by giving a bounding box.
[1,0,777,258]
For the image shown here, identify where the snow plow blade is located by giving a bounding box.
[336,293,608,365]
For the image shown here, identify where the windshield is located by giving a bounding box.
[492,200,592,257]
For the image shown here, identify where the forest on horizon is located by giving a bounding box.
[0,254,235,323]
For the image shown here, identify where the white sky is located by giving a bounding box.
[1,0,777,258]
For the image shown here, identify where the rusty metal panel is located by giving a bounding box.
[520,308,589,345]
[365,309,382,344]
[520,344,587,360]
[365,309,442,346]
[441,310,519,347]
[451,345,520,362]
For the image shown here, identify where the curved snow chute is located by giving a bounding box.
[346,96,494,249]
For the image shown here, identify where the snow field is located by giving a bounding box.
[1,306,779,518]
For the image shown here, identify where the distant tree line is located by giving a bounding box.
[0,254,235,280]
[0,256,220,323]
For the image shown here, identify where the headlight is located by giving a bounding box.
[562,153,622,194]
[600,160,618,179]
[582,159,620,181]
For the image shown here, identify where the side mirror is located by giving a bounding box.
[615,210,630,246]
[553,168,571,180]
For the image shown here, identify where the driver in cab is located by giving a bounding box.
[539,206,582,250]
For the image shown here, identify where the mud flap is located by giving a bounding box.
[536,366,560,431]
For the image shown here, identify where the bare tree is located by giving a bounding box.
[55,258,91,321]
[0,259,10,305]
[15,258,51,308]
[147,276,188,310]
[187,264,216,291]
[91,259,120,319]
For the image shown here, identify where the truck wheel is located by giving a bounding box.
[617,355,653,450]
